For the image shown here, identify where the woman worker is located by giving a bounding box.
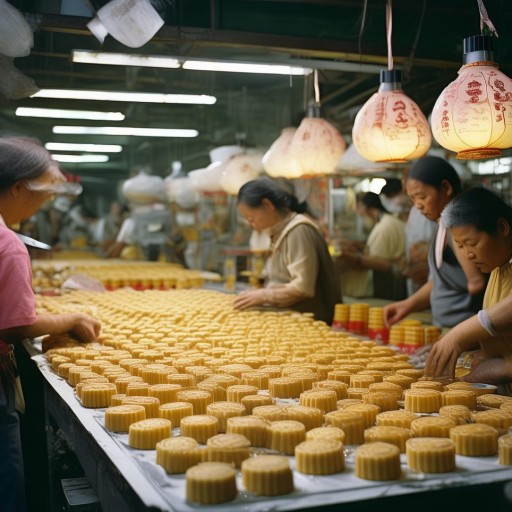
[233,177,341,324]
[425,186,512,388]
[0,137,101,512]
[383,156,486,330]
[339,191,407,300]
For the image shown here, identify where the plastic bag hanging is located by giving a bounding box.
[96,0,165,48]
[0,0,33,58]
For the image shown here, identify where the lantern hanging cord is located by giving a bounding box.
[357,0,369,62]
[477,0,498,37]
[313,69,320,104]
[386,0,393,70]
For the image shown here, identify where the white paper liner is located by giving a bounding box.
[33,354,512,512]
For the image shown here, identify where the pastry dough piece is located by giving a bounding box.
[148,384,182,404]
[306,426,345,444]
[295,439,345,475]
[186,462,237,504]
[376,410,418,429]
[355,442,401,481]
[404,389,442,413]
[324,410,365,445]
[441,390,477,410]
[498,434,512,465]
[180,414,220,444]
[240,394,273,414]
[449,423,498,456]
[345,403,380,429]
[128,418,172,449]
[105,404,146,432]
[364,425,411,453]
[285,405,323,431]
[121,396,160,418]
[406,437,456,473]
[159,402,193,425]
[156,436,203,473]
[176,390,213,415]
[206,402,246,432]
[363,391,398,412]
[471,409,512,437]
[241,455,294,496]
[299,389,337,413]
[226,416,269,447]
[410,416,456,438]
[439,405,472,425]
[206,433,251,467]
[266,420,306,455]
[80,382,117,408]
[268,377,302,399]
[312,380,348,400]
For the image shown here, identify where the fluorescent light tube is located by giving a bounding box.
[45,143,123,153]
[51,154,110,163]
[182,60,312,75]
[72,50,180,68]
[16,107,125,121]
[32,89,216,105]
[52,126,199,137]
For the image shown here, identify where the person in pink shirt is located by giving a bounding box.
[0,137,101,512]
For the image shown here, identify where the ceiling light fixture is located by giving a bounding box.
[50,154,110,163]
[16,107,125,121]
[32,89,216,105]
[182,59,312,76]
[45,143,123,152]
[52,126,199,138]
[71,50,180,68]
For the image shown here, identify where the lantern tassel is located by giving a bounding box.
[477,0,498,37]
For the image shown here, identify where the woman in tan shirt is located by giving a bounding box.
[233,178,341,324]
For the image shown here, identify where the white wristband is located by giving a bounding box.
[477,309,497,337]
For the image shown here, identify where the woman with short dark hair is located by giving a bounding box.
[233,177,341,324]
[383,156,486,330]
[0,137,101,511]
[425,186,512,388]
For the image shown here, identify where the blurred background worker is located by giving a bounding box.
[233,177,341,324]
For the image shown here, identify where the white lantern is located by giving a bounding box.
[122,170,165,204]
[289,108,346,176]
[0,0,33,57]
[220,153,264,195]
[431,35,512,160]
[262,127,303,178]
[166,176,199,208]
[337,143,389,174]
[96,0,164,48]
[352,69,431,163]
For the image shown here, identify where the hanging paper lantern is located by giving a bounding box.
[95,0,164,48]
[220,152,264,195]
[337,143,390,175]
[288,107,346,176]
[262,127,303,178]
[122,170,165,204]
[352,69,431,163]
[0,0,33,58]
[431,35,512,160]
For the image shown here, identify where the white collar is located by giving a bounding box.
[0,213,6,228]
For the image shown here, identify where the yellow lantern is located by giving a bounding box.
[352,69,431,163]
[431,35,512,160]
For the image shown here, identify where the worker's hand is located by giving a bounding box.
[338,250,362,269]
[383,301,409,328]
[70,313,101,342]
[424,333,462,380]
[233,289,270,310]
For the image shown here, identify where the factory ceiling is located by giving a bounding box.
[1,0,511,182]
